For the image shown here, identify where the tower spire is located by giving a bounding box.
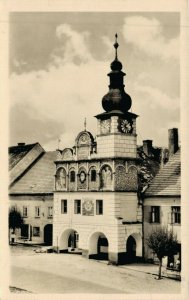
[84,117,87,131]
[101,34,132,113]
[114,33,119,60]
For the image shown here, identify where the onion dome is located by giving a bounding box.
[102,34,132,113]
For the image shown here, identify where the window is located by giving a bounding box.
[48,206,53,218]
[70,171,75,182]
[33,227,40,237]
[23,206,28,217]
[74,200,81,214]
[96,200,103,215]
[171,207,181,224]
[91,169,97,182]
[35,206,40,218]
[150,206,160,223]
[61,200,67,214]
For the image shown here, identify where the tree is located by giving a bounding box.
[146,227,178,279]
[9,207,24,242]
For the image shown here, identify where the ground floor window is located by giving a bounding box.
[167,243,181,271]
[33,227,40,237]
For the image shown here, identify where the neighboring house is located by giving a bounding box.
[143,130,181,268]
[9,142,57,245]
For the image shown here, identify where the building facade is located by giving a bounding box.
[9,143,57,244]
[143,133,181,268]
[53,36,143,265]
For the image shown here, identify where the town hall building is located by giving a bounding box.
[53,35,143,265]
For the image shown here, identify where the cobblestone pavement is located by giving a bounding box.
[9,245,181,294]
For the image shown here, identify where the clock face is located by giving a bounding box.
[79,171,86,183]
[83,200,93,211]
[79,134,88,144]
[120,119,133,133]
[100,120,110,134]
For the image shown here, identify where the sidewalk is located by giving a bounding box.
[118,263,181,281]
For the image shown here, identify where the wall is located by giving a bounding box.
[143,196,181,260]
[53,190,142,261]
[9,194,53,244]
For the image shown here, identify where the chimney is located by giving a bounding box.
[168,128,179,155]
[17,143,25,146]
[143,140,153,156]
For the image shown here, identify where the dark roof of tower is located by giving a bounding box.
[101,34,132,114]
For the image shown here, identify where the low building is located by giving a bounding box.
[9,142,57,245]
[143,129,181,268]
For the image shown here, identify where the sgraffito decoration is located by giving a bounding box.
[82,199,94,216]
[125,166,138,191]
[115,165,127,191]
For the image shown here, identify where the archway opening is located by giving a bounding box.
[89,232,109,261]
[59,229,80,254]
[126,235,136,263]
[44,224,53,245]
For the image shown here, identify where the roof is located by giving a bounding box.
[9,143,45,185]
[144,149,181,197]
[9,151,57,194]
[9,143,38,170]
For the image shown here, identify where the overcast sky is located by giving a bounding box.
[9,12,180,150]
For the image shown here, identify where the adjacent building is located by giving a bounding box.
[9,142,57,244]
[143,129,181,267]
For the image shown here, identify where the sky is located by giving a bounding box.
[9,12,180,150]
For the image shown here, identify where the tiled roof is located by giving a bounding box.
[9,143,45,185]
[145,149,180,197]
[9,143,38,170]
[9,151,57,194]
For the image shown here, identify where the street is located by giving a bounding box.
[10,245,181,294]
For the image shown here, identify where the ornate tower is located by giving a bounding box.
[53,35,142,265]
[95,34,138,159]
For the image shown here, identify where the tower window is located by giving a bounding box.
[74,200,81,214]
[91,169,97,182]
[96,200,103,215]
[61,199,67,214]
[70,171,75,182]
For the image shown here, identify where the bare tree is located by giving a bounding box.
[146,227,178,279]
